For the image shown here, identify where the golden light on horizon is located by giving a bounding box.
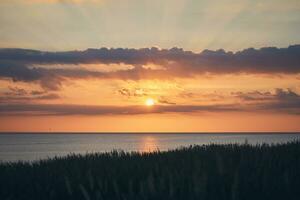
[145,98,155,106]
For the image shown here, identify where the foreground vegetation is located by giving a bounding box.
[1,141,300,200]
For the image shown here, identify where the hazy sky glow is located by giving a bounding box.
[1,0,300,51]
[0,0,300,132]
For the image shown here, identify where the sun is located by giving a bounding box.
[145,98,155,106]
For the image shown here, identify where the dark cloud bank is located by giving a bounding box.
[0,44,300,90]
[1,45,300,116]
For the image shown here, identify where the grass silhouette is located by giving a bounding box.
[1,141,300,200]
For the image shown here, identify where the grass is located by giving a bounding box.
[0,141,300,200]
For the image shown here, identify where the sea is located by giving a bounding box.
[0,133,299,162]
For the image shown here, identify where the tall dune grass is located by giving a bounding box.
[1,141,300,200]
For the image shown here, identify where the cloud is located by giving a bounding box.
[158,98,176,105]
[0,61,173,90]
[0,94,60,103]
[275,88,300,101]
[0,60,42,82]
[256,89,300,114]
[4,86,28,96]
[0,103,240,116]
[117,87,149,97]
[0,87,59,103]
[232,88,300,114]
[0,45,300,90]
[233,88,300,102]
[232,91,273,101]
[1,45,300,73]
[0,88,299,116]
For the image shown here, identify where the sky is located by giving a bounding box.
[0,0,300,132]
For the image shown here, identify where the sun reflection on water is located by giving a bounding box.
[140,136,159,152]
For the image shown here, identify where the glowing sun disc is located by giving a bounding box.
[145,98,155,106]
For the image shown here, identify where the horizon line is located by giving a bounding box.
[0,131,300,134]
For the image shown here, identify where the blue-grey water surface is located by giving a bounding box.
[0,133,299,162]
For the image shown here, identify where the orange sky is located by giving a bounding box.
[1,112,300,132]
[0,0,300,131]
[0,62,300,131]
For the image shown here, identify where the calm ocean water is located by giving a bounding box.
[0,133,299,162]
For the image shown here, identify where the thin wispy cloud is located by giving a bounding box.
[1,92,299,116]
